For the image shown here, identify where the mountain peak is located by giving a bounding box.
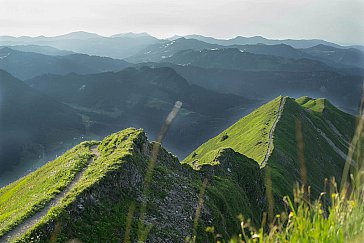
[53,31,102,40]
[110,32,152,38]
[295,96,331,113]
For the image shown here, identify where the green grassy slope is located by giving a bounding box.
[1,95,355,241]
[261,97,356,203]
[182,96,282,168]
[0,142,95,237]
[0,128,265,242]
[14,128,145,242]
[184,95,356,211]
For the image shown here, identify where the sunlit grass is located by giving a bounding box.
[198,100,364,242]
[225,184,364,243]
[183,96,282,168]
[0,142,94,238]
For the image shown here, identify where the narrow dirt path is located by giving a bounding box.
[0,145,100,243]
[260,96,286,168]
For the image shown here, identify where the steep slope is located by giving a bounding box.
[267,97,356,200]
[27,66,257,158]
[183,96,283,168]
[0,70,85,186]
[0,47,130,79]
[184,96,357,206]
[0,98,357,242]
[0,128,266,242]
[0,142,96,240]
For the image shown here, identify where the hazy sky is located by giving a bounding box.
[1,0,363,45]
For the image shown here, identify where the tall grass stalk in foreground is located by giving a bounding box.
[137,101,182,242]
[222,181,364,243]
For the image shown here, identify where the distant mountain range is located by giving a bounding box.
[164,48,331,72]
[141,62,363,114]
[1,31,363,60]
[27,66,258,158]
[127,37,364,71]
[0,47,130,79]
[179,34,364,50]
[0,31,163,59]
[0,45,74,56]
[0,67,258,186]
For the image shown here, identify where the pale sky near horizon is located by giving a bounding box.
[1,0,363,45]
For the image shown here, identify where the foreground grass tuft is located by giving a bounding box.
[199,182,364,243]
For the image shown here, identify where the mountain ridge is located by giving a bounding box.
[0,95,359,242]
[0,96,357,242]
[0,128,266,242]
[26,66,258,159]
[128,37,364,71]
[142,61,362,114]
[0,47,131,79]
[183,96,357,201]
[182,34,364,49]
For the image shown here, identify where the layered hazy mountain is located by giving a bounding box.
[0,70,86,184]
[126,37,362,114]
[0,45,74,56]
[2,31,363,60]
[0,67,257,186]
[0,31,163,59]
[144,62,362,114]
[128,38,364,72]
[180,34,364,49]
[0,47,131,79]
[164,48,330,72]
[27,66,258,159]
[302,44,364,69]
[0,96,357,242]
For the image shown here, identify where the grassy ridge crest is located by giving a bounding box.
[182,96,282,168]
